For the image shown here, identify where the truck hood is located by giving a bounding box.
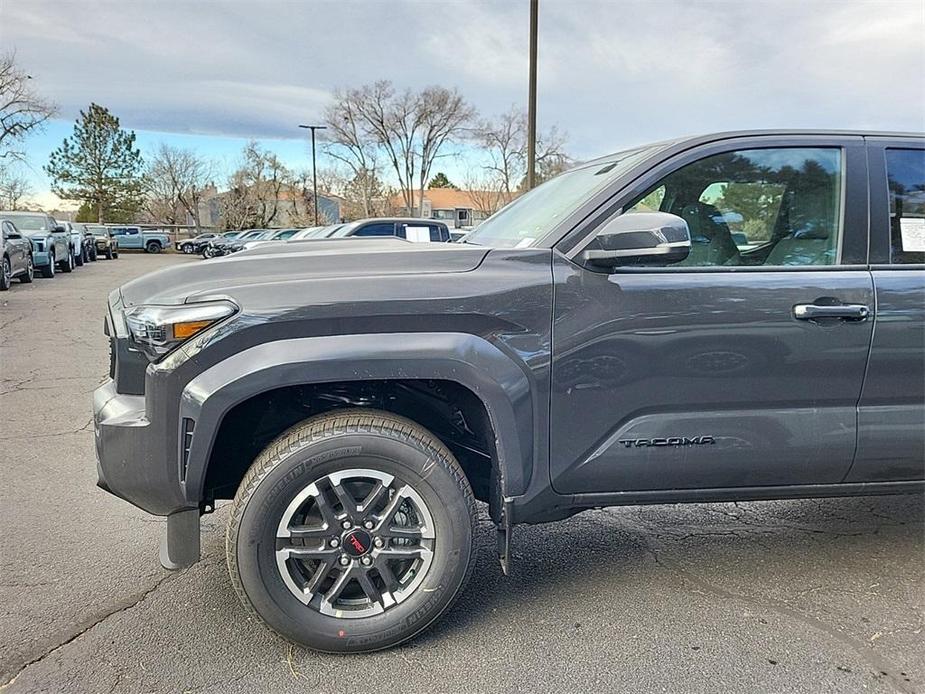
[119,238,490,307]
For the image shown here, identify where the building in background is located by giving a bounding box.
[390,189,497,229]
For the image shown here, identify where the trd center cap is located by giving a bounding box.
[343,529,372,557]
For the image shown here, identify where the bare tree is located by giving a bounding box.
[144,144,213,231]
[0,166,33,209]
[323,92,382,217]
[328,81,475,217]
[463,168,505,216]
[219,142,290,229]
[473,106,569,203]
[0,52,56,163]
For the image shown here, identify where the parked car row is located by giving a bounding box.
[192,218,454,259]
[0,211,122,290]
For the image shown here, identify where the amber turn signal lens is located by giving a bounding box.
[172,320,213,340]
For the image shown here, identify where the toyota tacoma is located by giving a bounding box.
[93,131,924,653]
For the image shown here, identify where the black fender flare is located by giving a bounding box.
[178,332,535,507]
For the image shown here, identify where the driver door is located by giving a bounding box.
[550,135,874,494]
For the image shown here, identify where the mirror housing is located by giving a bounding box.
[581,212,691,270]
[53,224,66,233]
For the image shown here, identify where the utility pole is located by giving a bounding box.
[298,124,327,225]
[526,0,538,190]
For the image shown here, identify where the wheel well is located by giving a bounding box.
[203,379,500,511]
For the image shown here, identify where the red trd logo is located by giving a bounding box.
[348,534,365,553]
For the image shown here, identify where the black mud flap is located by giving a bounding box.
[496,498,513,575]
[159,508,201,570]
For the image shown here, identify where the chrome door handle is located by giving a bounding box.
[793,303,870,321]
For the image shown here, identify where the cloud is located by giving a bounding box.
[3,0,923,163]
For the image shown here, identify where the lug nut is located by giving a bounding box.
[373,538,384,548]
[339,555,350,566]
[329,539,340,548]
[363,520,374,530]
[342,520,352,529]
[361,556,372,566]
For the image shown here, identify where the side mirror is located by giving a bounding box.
[581,212,691,269]
[54,224,66,233]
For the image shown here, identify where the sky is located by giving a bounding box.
[2,0,924,209]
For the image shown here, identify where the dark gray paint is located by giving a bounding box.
[92,131,925,563]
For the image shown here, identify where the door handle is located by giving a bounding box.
[792,303,870,321]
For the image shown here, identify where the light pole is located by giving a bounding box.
[298,124,326,225]
[526,0,538,190]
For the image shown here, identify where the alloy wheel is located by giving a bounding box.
[275,468,435,619]
[1,258,10,289]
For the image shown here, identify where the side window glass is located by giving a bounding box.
[355,223,395,237]
[628,185,666,213]
[620,147,843,267]
[886,148,925,264]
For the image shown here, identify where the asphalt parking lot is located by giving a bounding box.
[1,253,923,693]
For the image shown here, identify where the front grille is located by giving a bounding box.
[180,418,195,481]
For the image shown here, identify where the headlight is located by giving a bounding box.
[33,239,45,251]
[124,301,237,359]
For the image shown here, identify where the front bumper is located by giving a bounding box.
[94,295,203,569]
[93,297,190,517]
[32,250,51,267]
[93,377,188,516]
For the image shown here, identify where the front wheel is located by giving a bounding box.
[0,256,11,291]
[146,241,162,254]
[60,249,74,272]
[19,255,34,283]
[75,246,84,266]
[226,409,477,653]
[42,253,55,278]
[182,244,194,254]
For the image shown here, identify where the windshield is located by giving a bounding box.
[290,226,321,239]
[3,214,48,231]
[329,222,360,238]
[463,146,661,248]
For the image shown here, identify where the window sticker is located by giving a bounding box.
[404,226,431,243]
[514,237,535,248]
[899,217,925,252]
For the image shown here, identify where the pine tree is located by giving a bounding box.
[428,172,456,189]
[45,103,143,223]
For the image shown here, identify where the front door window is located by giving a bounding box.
[624,147,843,267]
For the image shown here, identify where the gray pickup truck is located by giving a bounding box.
[108,225,170,253]
[93,130,924,653]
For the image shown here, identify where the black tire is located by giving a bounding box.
[90,246,98,261]
[226,409,477,653]
[42,252,55,278]
[74,245,84,266]
[146,241,162,254]
[182,243,194,254]
[19,255,34,283]
[60,249,73,272]
[0,256,10,291]
[104,246,113,260]
[112,247,119,258]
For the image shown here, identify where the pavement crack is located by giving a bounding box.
[0,570,179,691]
[623,521,916,694]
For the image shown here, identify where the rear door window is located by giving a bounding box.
[886,148,925,264]
[354,222,396,237]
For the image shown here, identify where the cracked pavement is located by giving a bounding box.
[1,253,923,693]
